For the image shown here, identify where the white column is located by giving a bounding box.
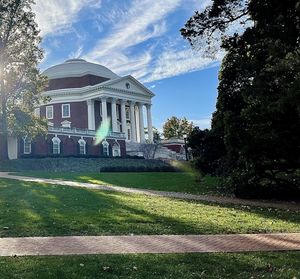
[101,97,108,123]
[87,99,95,130]
[138,103,145,143]
[130,101,137,142]
[121,100,128,140]
[146,104,153,143]
[111,98,118,132]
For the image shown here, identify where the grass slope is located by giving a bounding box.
[0,252,299,279]
[15,171,221,195]
[0,179,299,237]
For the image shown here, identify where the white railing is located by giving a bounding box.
[48,127,126,139]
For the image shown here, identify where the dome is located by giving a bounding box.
[43,59,119,80]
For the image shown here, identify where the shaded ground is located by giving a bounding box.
[0,252,299,279]
[0,178,299,237]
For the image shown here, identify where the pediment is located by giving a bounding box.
[100,76,155,97]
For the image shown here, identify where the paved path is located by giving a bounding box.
[0,233,299,256]
[1,172,299,211]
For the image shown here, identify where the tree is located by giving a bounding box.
[163,116,194,139]
[0,0,47,160]
[188,127,226,175]
[182,0,300,200]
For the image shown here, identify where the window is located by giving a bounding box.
[34,108,40,117]
[78,139,86,155]
[102,140,109,156]
[46,106,53,119]
[23,137,31,154]
[126,82,130,89]
[52,137,61,155]
[126,107,130,120]
[112,142,121,157]
[62,104,70,118]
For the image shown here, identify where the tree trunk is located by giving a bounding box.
[0,133,9,161]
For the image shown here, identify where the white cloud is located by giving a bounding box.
[84,0,181,78]
[143,48,223,83]
[34,0,101,36]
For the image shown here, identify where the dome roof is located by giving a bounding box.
[43,59,119,80]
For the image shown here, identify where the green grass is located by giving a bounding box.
[0,178,299,237]
[0,252,299,278]
[13,171,222,195]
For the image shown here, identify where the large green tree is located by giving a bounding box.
[163,116,194,139]
[0,0,47,160]
[182,0,300,200]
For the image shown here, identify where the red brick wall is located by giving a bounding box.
[45,75,109,91]
[40,102,88,129]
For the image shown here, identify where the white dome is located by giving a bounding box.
[43,59,119,80]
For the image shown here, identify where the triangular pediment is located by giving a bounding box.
[99,76,155,97]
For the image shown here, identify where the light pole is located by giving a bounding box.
[183,134,189,161]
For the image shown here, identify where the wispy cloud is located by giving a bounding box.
[34,0,101,36]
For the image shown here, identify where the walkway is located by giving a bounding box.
[0,233,299,256]
[0,172,299,211]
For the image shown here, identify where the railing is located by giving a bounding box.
[48,127,126,139]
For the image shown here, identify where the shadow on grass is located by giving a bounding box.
[0,178,299,238]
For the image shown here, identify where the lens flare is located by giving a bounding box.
[94,118,111,145]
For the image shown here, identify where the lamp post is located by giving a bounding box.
[183,134,189,161]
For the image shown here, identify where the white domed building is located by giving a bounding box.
[8,59,155,159]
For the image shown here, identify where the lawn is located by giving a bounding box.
[13,171,222,195]
[0,178,299,237]
[0,252,299,278]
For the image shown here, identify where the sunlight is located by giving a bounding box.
[94,118,111,146]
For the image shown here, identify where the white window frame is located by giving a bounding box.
[112,142,121,157]
[52,136,61,155]
[46,106,53,120]
[61,120,71,128]
[102,140,109,156]
[78,139,86,155]
[62,104,71,118]
[23,137,32,154]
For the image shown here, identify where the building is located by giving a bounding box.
[7,59,155,159]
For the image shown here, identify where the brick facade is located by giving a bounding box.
[19,134,126,158]
[46,75,109,91]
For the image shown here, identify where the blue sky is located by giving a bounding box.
[34,0,221,130]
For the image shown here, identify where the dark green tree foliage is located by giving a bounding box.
[182,0,300,200]
[0,0,47,160]
[188,127,226,175]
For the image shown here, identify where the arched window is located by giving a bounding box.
[102,140,109,156]
[23,137,32,154]
[112,141,121,157]
[78,139,86,155]
[52,136,61,155]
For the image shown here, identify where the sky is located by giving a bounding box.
[34,0,221,131]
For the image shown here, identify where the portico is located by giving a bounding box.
[87,97,153,143]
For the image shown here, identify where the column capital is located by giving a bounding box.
[130,101,136,107]
[111,97,117,103]
[146,103,152,109]
[120,99,127,105]
[100,97,107,102]
[137,102,144,108]
[86,99,94,105]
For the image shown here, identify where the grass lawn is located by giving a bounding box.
[0,178,299,237]
[0,252,299,278]
[13,171,223,195]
